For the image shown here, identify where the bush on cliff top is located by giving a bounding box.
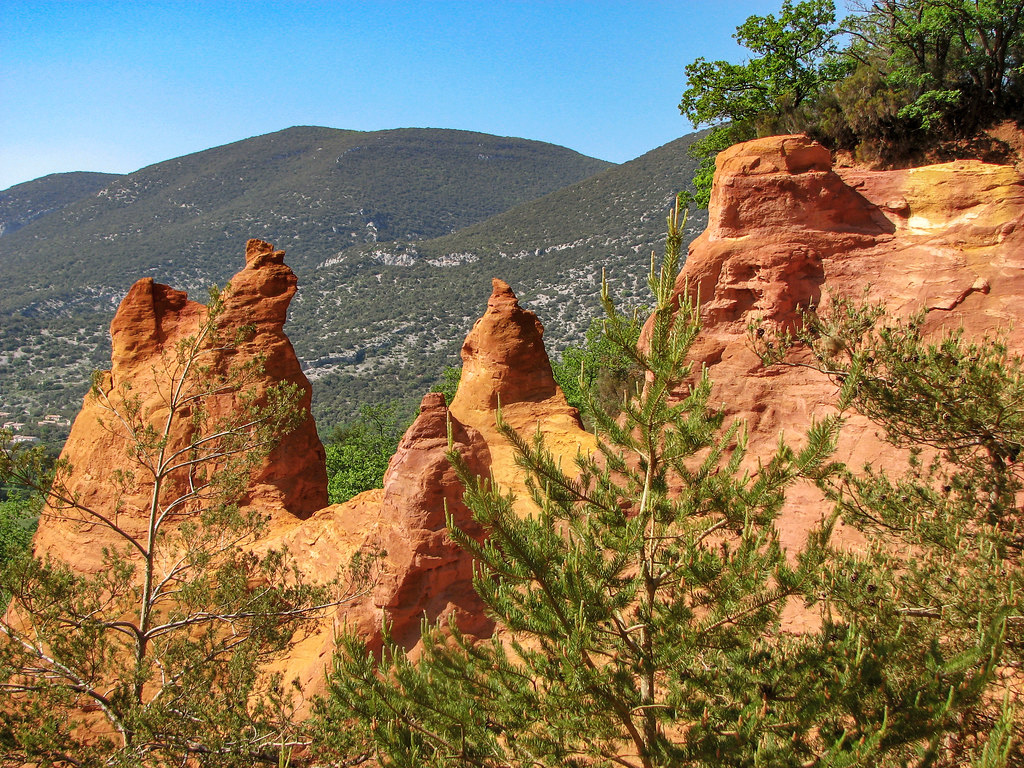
[681,0,1024,205]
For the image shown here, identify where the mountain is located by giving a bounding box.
[0,171,122,237]
[288,130,708,425]
[0,126,612,312]
[0,125,706,434]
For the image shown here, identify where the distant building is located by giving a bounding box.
[10,435,39,444]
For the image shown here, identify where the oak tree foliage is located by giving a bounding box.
[681,0,1024,204]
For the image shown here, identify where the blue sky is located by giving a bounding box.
[1,1,781,190]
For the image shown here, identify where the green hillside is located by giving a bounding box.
[291,130,709,426]
[0,171,122,237]
[0,126,707,436]
[0,126,611,313]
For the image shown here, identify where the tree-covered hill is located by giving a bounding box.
[291,130,708,427]
[0,126,611,314]
[0,125,707,435]
[0,126,610,429]
[0,171,122,237]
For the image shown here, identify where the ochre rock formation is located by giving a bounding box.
[705,135,888,240]
[450,278,596,511]
[32,239,327,571]
[454,278,562,410]
[662,135,1024,604]
[32,132,1024,707]
[347,391,494,652]
[268,391,494,699]
[28,237,594,705]
[269,279,594,698]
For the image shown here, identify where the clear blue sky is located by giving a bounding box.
[1,0,781,191]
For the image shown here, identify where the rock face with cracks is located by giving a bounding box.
[351,391,494,653]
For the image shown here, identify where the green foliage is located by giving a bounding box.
[753,295,1024,760]
[551,311,643,421]
[0,287,355,767]
[851,0,1024,136]
[316,206,948,768]
[972,698,1016,768]
[680,0,846,132]
[0,493,37,567]
[679,0,847,207]
[431,365,462,407]
[0,489,39,611]
[325,402,409,505]
[678,127,743,210]
[682,0,1024,196]
[0,451,46,573]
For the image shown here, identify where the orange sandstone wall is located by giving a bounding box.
[668,135,1024,562]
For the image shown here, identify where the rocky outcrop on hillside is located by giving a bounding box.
[665,134,1024,567]
[32,239,327,570]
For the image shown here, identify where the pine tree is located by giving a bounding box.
[0,285,356,767]
[315,204,868,767]
[552,314,644,422]
[754,296,1024,764]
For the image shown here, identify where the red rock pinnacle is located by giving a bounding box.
[33,241,327,571]
[452,278,561,412]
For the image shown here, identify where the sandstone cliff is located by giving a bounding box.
[666,134,1024,567]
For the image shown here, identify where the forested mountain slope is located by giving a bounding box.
[293,130,708,425]
[0,171,122,237]
[0,126,611,312]
[0,126,706,432]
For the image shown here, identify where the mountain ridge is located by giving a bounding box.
[0,171,123,237]
[0,126,613,310]
[0,125,705,433]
